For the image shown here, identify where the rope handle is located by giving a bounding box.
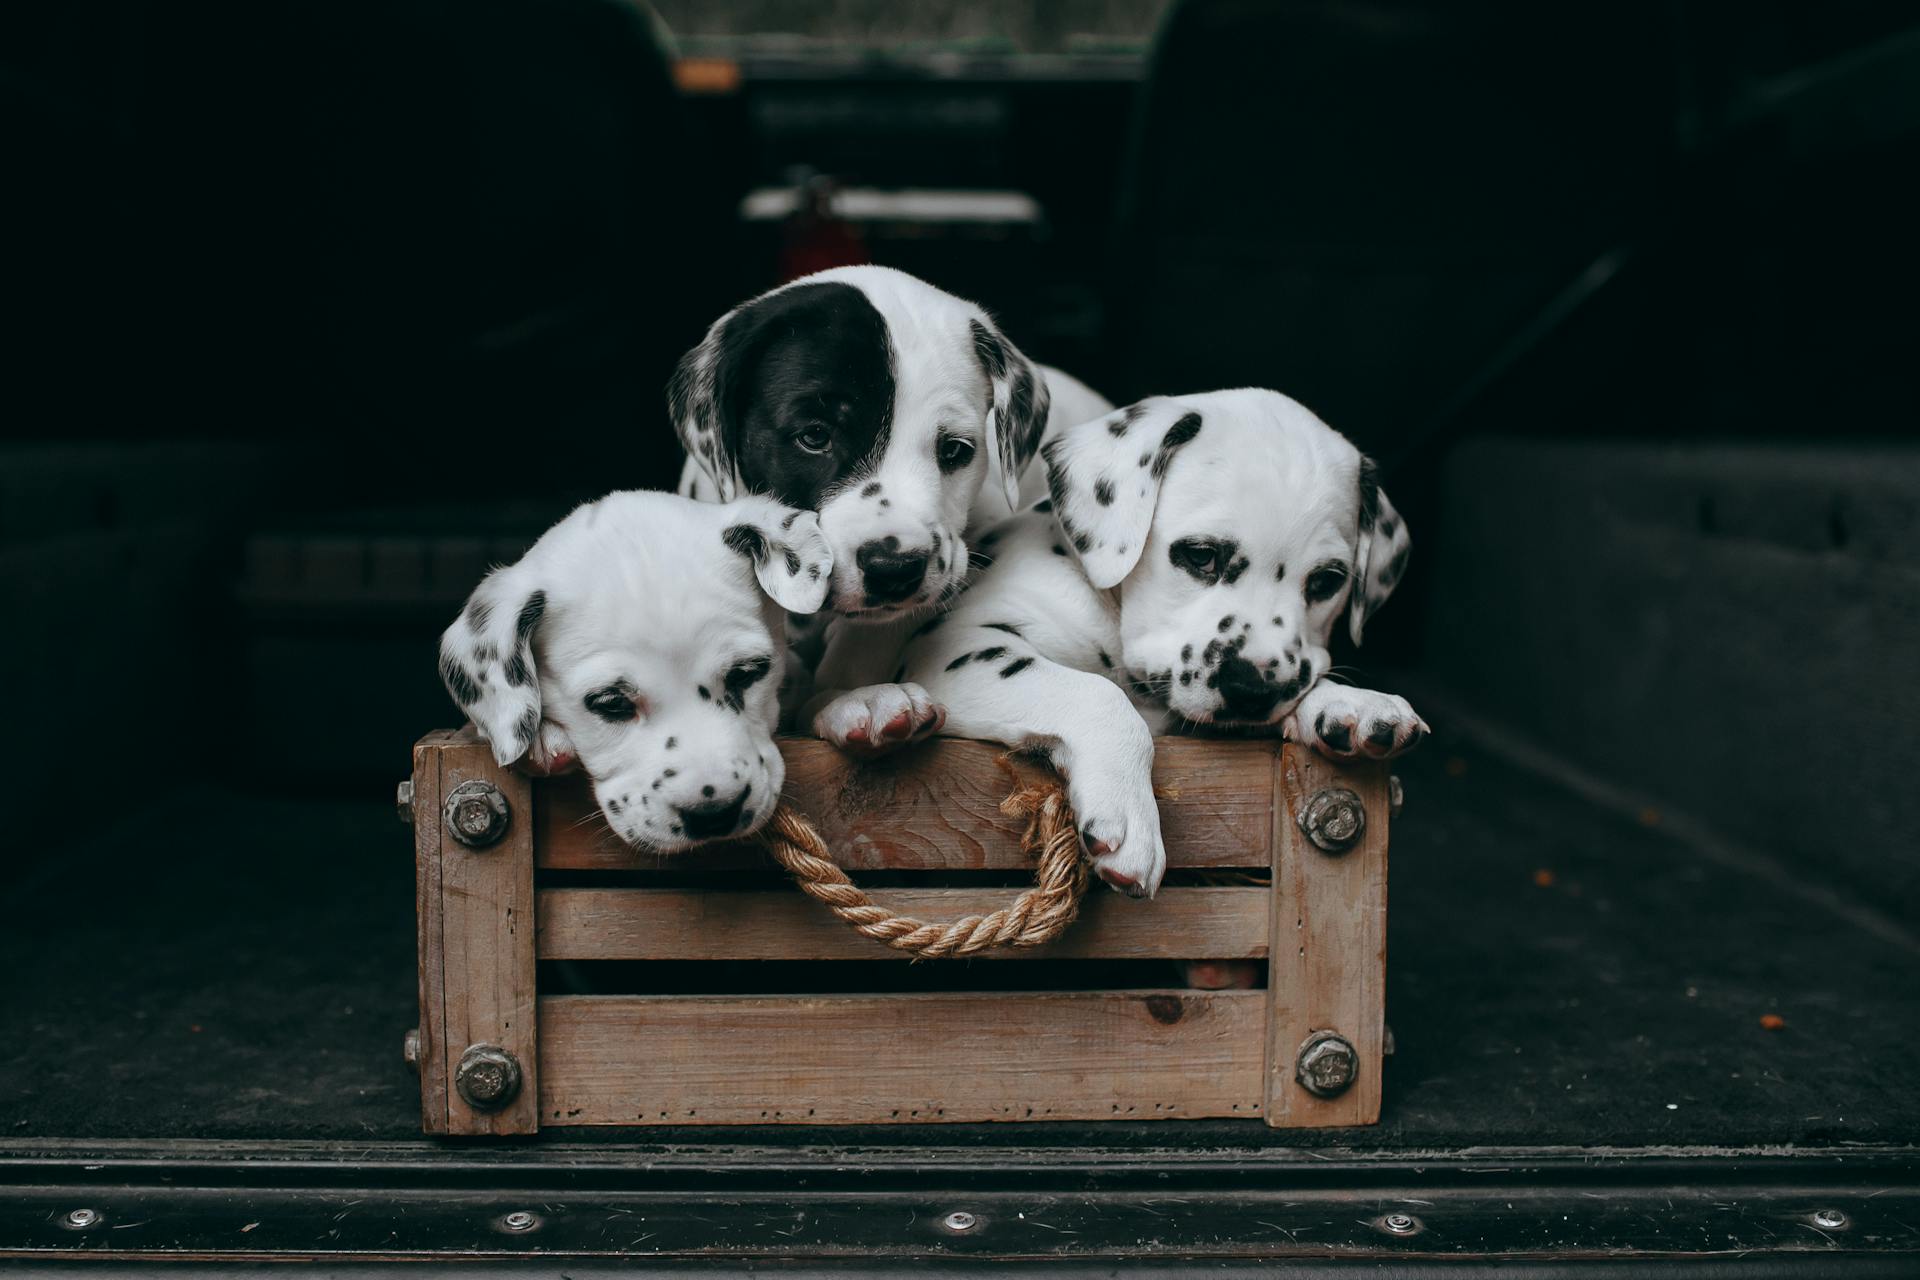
[755,777,1089,959]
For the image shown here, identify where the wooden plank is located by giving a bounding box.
[538,991,1266,1124]
[436,738,541,1135]
[536,736,1278,871]
[537,885,1270,962]
[411,735,449,1134]
[1263,747,1389,1128]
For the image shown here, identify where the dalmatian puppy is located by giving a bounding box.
[898,388,1427,898]
[437,490,832,854]
[669,264,1111,755]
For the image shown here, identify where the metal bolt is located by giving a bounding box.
[942,1211,979,1233]
[1296,1031,1359,1098]
[62,1208,101,1230]
[1813,1209,1850,1230]
[455,1043,523,1110]
[1298,787,1366,853]
[1388,774,1404,820]
[403,1028,421,1073]
[443,779,511,848]
[499,1210,540,1233]
[396,779,416,826]
[1380,1211,1422,1236]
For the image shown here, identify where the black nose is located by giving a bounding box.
[1215,657,1283,720]
[676,790,748,840]
[856,539,929,603]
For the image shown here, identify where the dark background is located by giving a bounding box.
[3,0,1918,1162]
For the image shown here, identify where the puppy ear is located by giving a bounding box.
[970,317,1051,512]
[440,564,550,768]
[718,496,834,615]
[1349,458,1411,645]
[667,310,740,501]
[1041,397,1204,590]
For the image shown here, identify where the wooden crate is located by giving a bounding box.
[405,727,1390,1132]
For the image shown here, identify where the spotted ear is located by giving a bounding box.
[667,310,741,501]
[718,496,834,615]
[1349,458,1411,645]
[1040,397,1203,590]
[440,563,549,768]
[970,318,1051,512]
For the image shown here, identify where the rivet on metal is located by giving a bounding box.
[1380,1211,1422,1236]
[1388,774,1405,820]
[456,1043,523,1110]
[61,1208,102,1230]
[443,779,511,848]
[403,1028,421,1073]
[942,1211,979,1233]
[1296,1031,1359,1098]
[1812,1209,1850,1230]
[1298,787,1366,853]
[499,1210,540,1233]
[396,779,416,826]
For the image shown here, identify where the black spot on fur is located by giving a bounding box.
[464,597,493,632]
[1218,615,1235,632]
[721,654,773,712]
[1367,720,1397,748]
[976,646,1007,662]
[697,685,711,700]
[1098,649,1114,668]
[969,318,1009,380]
[515,591,545,643]
[440,653,479,706]
[1317,713,1352,752]
[503,649,531,688]
[781,510,799,530]
[861,481,881,498]
[945,652,974,671]
[1223,554,1249,585]
[514,706,539,752]
[1033,498,1052,513]
[1000,657,1034,678]
[1072,531,1091,553]
[783,547,802,574]
[662,768,678,779]
[722,523,767,563]
[665,737,677,749]
[984,622,1022,636]
[1052,544,1068,556]
[1181,644,1193,662]
[1093,478,1115,506]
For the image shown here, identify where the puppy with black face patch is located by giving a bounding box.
[897,389,1426,898]
[669,265,1111,754]
[438,491,831,854]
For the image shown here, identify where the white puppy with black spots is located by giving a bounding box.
[669,265,1110,754]
[898,388,1427,897]
[438,491,832,853]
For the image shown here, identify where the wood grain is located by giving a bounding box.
[435,738,541,1136]
[1263,748,1390,1128]
[537,990,1266,1124]
[536,885,1269,962]
[536,735,1277,871]
[411,731,452,1134]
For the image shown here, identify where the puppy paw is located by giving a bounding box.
[518,720,579,776]
[812,683,946,756]
[1292,684,1429,760]
[1070,779,1167,899]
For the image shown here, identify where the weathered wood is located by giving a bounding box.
[537,885,1270,962]
[435,739,541,1136]
[411,731,452,1134]
[538,991,1267,1125]
[536,736,1277,871]
[1263,748,1390,1128]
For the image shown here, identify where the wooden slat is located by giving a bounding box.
[411,731,452,1134]
[436,738,541,1135]
[1263,748,1389,1128]
[538,991,1266,1124]
[536,735,1277,871]
[537,885,1269,962]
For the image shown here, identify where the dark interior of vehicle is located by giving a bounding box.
[4,0,1917,1267]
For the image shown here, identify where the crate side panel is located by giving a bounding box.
[412,737,449,1134]
[538,990,1266,1124]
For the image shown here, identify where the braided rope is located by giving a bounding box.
[755,779,1089,959]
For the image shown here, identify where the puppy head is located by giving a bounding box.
[438,491,831,854]
[1043,388,1410,727]
[668,265,1049,621]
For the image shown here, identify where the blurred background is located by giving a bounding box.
[3,0,1917,955]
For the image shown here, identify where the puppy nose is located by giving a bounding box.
[676,790,749,840]
[1215,657,1282,720]
[855,539,929,603]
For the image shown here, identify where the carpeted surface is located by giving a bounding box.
[4,716,1917,1151]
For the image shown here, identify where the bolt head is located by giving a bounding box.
[456,1043,523,1110]
[500,1210,539,1233]
[62,1208,101,1230]
[1299,787,1366,853]
[1388,774,1405,820]
[1296,1031,1359,1098]
[1380,1211,1422,1236]
[443,780,510,848]
[396,779,416,826]
[1813,1208,1849,1230]
[942,1210,979,1233]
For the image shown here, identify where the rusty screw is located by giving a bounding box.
[1813,1209,1850,1230]
[396,779,416,826]
[1380,1211,1422,1236]
[61,1209,101,1230]
[456,1043,523,1110]
[499,1210,540,1233]
[1296,1031,1358,1098]
[444,780,511,848]
[1298,787,1366,853]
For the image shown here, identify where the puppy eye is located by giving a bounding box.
[1305,566,1350,603]
[584,685,638,722]
[1169,539,1221,580]
[937,436,976,471]
[794,424,832,454]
